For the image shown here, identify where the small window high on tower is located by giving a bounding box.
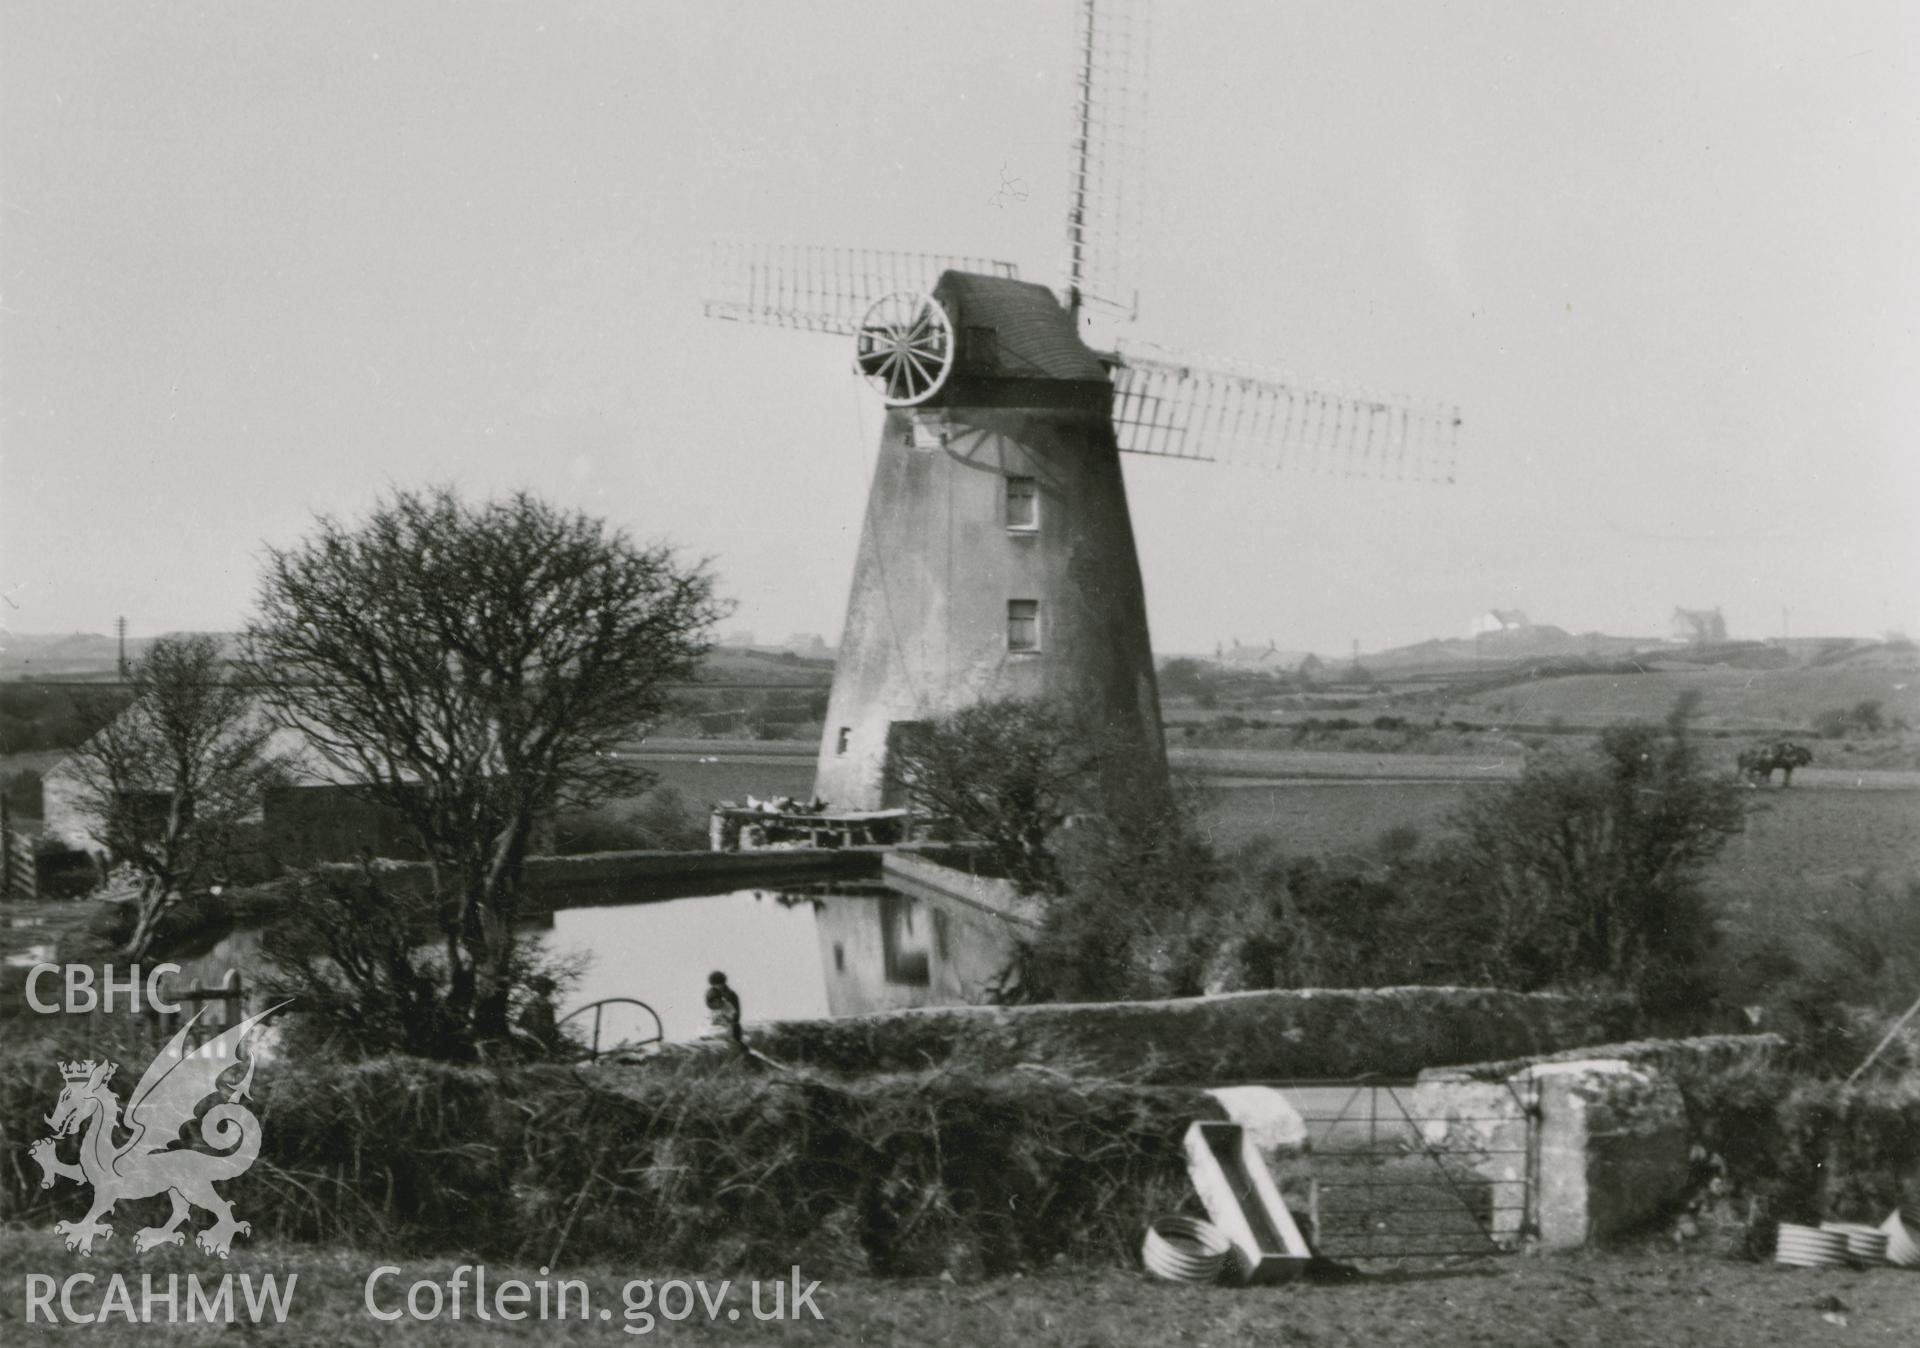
[1008,599,1040,652]
[1006,476,1038,531]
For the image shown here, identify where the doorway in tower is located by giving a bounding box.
[880,720,929,810]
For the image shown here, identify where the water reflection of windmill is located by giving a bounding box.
[706,0,1463,812]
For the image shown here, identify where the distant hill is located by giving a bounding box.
[1438,660,1920,733]
[1,629,832,688]
[0,631,239,679]
[695,647,834,687]
[1362,626,1659,677]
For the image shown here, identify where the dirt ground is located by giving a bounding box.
[4,1234,1916,1345]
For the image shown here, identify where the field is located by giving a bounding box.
[624,740,1920,902]
[627,745,816,811]
[3,1235,1915,1346]
[1197,777,1920,904]
[1197,780,1491,858]
[1438,665,1920,734]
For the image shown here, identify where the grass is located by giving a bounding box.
[5,1234,1920,1346]
[1196,781,1495,857]
[618,756,816,813]
[1444,666,1920,734]
[1194,780,1920,907]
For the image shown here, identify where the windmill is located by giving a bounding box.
[706,0,1462,812]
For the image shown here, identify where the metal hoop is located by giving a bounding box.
[854,291,955,406]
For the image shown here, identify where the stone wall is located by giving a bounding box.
[749,986,1632,1085]
[1417,1033,1786,1086]
[317,847,878,907]
[1411,1038,1787,1250]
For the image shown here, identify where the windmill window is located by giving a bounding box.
[1008,599,1040,652]
[1006,476,1039,531]
[835,726,851,756]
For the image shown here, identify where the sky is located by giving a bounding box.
[3,0,1916,657]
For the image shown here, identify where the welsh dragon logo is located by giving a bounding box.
[30,1004,286,1258]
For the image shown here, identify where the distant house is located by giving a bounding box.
[1214,638,1291,671]
[1470,609,1531,637]
[782,633,834,660]
[1670,607,1728,645]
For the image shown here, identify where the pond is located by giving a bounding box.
[164,877,1025,1050]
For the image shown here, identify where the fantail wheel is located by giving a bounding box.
[853,290,955,406]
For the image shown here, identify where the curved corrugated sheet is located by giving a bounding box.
[934,271,1108,383]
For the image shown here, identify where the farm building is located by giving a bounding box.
[42,721,424,870]
[1671,606,1729,644]
[1470,609,1532,637]
[1213,639,1305,672]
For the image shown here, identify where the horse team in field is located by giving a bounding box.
[1736,740,1813,787]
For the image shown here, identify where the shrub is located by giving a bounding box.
[258,866,578,1062]
[1712,871,1920,1075]
[32,840,102,900]
[0,1047,1201,1276]
[1813,708,1854,739]
[2,767,43,818]
[1444,698,1746,1011]
[886,698,1099,896]
[1676,1061,1920,1249]
[550,785,707,855]
[1030,779,1220,1001]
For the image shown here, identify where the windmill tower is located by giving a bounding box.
[706,0,1461,812]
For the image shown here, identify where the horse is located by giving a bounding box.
[1736,741,1812,787]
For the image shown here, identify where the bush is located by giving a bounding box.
[0,1047,1201,1276]
[1443,699,1746,1011]
[1029,780,1220,1001]
[550,785,707,855]
[0,684,130,755]
[33,840,102,900]
[259,867,579,1061]
[1813,708,1854,739]
[1814,701,1897,740]
[1712,871,1920,1075]
[1676,1061,1920,1250]
[886,698,1100,896]
[2,767,43,818]
[1045,696,1744,1019]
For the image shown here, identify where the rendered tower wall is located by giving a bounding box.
[813,399,1167,810]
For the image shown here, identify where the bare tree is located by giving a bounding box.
[886,697,1098,895]
[64,634,285,959]
[244,487,724,1050]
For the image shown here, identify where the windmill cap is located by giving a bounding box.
[933,271,1109,386]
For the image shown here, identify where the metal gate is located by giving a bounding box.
[1274,1077,1539,1260]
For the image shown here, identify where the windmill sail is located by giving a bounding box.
[704,243,1019,335]
[1109,344,1461,483]
[1064,0,1151,319]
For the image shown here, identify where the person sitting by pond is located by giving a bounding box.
[515,974,561,1054]
[704,970,744,1049]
